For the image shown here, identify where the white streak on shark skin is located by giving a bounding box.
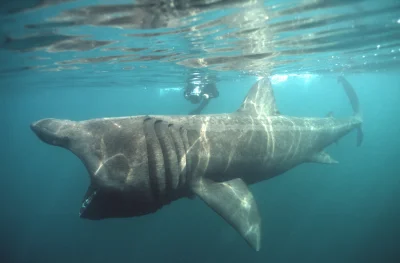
[179,152,187,173]
[111,121,121,128]
[94,153,124,177]
[198,116,211,178]
[94,161,103,176]
[224,120,247,173]
[267,117,275,161]
[280,116,296,164]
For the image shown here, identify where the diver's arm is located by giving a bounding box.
[189,98,210,115]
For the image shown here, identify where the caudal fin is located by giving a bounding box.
[337,76,361,117]
[337,76,363,146]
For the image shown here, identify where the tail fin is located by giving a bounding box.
[337,76,363,146]
[337,76,361,117]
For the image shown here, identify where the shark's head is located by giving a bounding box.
[31,117,165,220]
[31,118,76,148]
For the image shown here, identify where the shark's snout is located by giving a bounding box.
[30,118,70,147]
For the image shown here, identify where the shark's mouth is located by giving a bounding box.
[78,185,168,219]
[79,186,148,219]
[79,186,98,218]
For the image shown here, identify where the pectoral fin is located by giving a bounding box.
[191,177,261,251]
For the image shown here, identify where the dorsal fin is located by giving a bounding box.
[237,78,279,117]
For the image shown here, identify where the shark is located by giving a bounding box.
[30,77,363,251]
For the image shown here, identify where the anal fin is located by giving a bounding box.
[309,151,338,164]
[191,177,261,251]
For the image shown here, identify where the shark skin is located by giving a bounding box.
[30,77,363,252]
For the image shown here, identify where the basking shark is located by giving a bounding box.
[30,77,362,251]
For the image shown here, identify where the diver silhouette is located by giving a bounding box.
[184,82,219,115]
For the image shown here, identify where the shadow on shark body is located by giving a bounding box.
[30,77,363,251]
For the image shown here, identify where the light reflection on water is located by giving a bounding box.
[1,0,399,87]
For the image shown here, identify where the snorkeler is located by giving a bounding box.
[183,70,219,115]
[184,82,219,115]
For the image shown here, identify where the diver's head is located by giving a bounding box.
[184,84,203,104]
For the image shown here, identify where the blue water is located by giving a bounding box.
[2,73,400,263]
[2,0,400,262]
